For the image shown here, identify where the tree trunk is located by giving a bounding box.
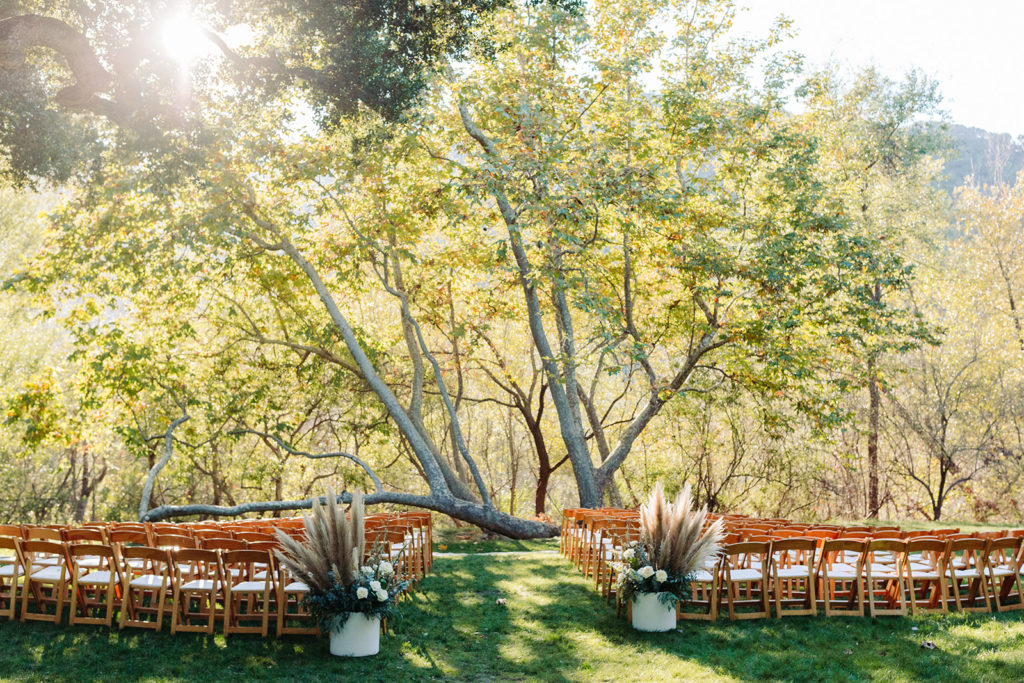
[866,282,882,519]
[867,358,880,519]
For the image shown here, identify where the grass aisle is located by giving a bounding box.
[1,552,1023,681]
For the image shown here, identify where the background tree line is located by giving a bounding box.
[0,0,1022,530]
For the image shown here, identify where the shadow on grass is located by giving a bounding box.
[2,555,1023,682]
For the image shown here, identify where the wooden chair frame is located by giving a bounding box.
[865,540,908,617]
[68,543,120,627]
[818,539,865,617]
[119,546,171,631]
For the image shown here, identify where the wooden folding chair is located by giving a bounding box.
[170,548,223,634]
[679,553,721,622]
[275,564,318,636]
[68,544,120,627]
[818,539,866,617]
[721,542,771,620]
[0,537,24,620]
[767,538,817,617]
[984,536,1024,612]
[904,538,949,615]
[222,550,275,637]
[20,540,69,623]
[946,538,991,613]
[865,539,908,617]
[119,546,171,631]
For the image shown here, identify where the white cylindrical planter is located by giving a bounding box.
[329,613,381,657]
[631,592,677,632]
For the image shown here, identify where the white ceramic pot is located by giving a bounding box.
[329,613,381,657]
[631,592,677,632]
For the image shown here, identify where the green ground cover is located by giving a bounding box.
[2,551,1023,682]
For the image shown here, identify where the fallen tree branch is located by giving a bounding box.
[141,491,559,539]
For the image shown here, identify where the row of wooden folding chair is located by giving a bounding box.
[0,539,314,637]
[669,536,1024,621]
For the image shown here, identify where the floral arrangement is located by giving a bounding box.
[614,540,691,607]
[275,486,409,631]
[303,555,409,631]
[614,482,723,608]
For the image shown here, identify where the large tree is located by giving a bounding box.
[6,0,935,535]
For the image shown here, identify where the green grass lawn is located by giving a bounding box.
[3,552,1024,681]
[432,525,559,554]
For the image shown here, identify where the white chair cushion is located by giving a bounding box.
[129,574,166,589]
[0,564,18,577]
[78,570,115,585]
[30,565,65,581]
[692,569,715,582]
[728,568,763,582]
[949,568,982,579]
[180,579,216,591]
[774,567,812,579]
[231,580,269,592]
[825,563,859,578]
[284,580,309,593]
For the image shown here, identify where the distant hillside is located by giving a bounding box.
[941,124,1024,193]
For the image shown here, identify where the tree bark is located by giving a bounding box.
[141,490,558,538]
[138,414,190,521]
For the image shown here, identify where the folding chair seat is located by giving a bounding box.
[818,539,865,616]
[946,538,991,613]
[222,550,275,636]
[865,540,908,616]
[68,544,120,627]
[904,539,949,615]
[0,537,24,620]
[984,537,1024,612]
[119,546,171,631]
[20,540,69,623]
[721,542,771,620]
[767,538,817,617]
[170,549,223,634]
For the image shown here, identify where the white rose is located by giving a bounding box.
[622,548,635,560]
[375,589,389,602]
[360,566,374,577]
[379,561,394,576]
[356,586,369,600]
[369,580,382,592]
[638,565,655,579]
[655,570,668,583]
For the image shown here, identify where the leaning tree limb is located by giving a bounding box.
[377,247,494,508]
[228,428,383,494]
[140,490,558,539]
[138,412,190,521]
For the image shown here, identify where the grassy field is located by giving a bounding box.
[2,549,1024,682]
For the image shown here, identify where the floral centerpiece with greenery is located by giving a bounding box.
[275,487,409,631]
[614,482,723,608]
